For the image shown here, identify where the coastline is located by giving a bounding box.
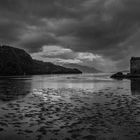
[0,87,140,140]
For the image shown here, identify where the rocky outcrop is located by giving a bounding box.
[110,72,140,79]
[0,45,82,76]
[110,72,128,80]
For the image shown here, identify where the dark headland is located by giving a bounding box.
[111,57,140,79]
[0,45,82,76]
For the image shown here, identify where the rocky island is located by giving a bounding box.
[0,45,82,76]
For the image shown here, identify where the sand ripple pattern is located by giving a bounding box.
[0,88,140,140]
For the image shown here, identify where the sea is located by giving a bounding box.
[0,73,140,140]
[0,73,132,97]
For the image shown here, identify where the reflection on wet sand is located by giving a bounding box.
[0,77,32,101]
[131,79,140,95]
[1,74,140,140]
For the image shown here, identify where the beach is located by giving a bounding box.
[0,74,140,140]
[0,86,140,140]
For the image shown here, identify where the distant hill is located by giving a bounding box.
[63,63,101,73]
[0,45,82,76]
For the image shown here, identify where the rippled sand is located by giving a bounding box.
[0,88,140,140]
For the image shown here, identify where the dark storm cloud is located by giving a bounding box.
[0,20,25,43]
[0,0,140,70]
[0,0,81,19]
[18,32,59,53]
[0,0,83,52]
[56,0,140,60]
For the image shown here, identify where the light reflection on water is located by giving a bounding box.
[0,73,140,101]
[0,73,131,102]
[131,79,140,95]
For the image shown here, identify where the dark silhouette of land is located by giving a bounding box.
[0,45,82,76]
[63,63,101,73]
[111,57,140,79]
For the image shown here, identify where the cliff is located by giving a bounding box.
[0,45,82,76]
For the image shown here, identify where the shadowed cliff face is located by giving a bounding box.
[0,45,82,76]
[0,45,33,75]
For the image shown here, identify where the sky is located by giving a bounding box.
[0,0,140,72]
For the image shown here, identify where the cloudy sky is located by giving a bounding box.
[0,0,140,72]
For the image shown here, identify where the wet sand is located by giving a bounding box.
[0,87,140,140]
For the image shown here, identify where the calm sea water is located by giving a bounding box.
[0,73,136,101]
[0,73,138,102]
[0,73,126,96]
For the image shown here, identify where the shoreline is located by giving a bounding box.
[0,87,140,140]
